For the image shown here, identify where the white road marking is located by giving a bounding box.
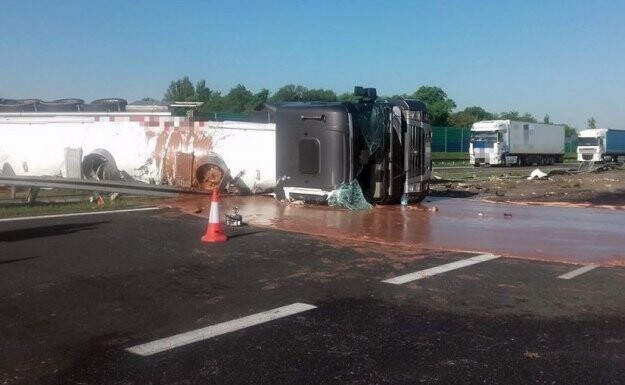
[558,264,600,280]
[382,253,501,285]
[126,302,317,356]
[0,207,160,222]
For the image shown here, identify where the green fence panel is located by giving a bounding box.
[432,126,470,152]
[196,112,252,121]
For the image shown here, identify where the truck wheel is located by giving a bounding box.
[82,149,121,180]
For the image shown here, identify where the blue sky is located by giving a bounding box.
[1,0,624,129]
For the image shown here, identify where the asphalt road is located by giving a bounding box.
[1,208,624,384]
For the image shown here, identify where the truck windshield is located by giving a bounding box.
[470,131,498,143]
[578,137,599,146]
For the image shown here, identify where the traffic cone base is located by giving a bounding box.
[201,226,228,243]
[201,189,228,243]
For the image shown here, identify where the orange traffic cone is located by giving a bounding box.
[201,188,228,243]
[96,196,105,206]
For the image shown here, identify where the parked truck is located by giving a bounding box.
[470,120,565,166]
[576,128,625,163]
[272,87,432,206]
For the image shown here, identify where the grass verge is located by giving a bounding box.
[0,194,158,219]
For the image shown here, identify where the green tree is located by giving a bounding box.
[303,88,337,102]
[411,86,456,126]
[587,117,597,129]
[164,76,195,102]
[448,111,477,128]
[250,88,270,110]
[463,106,494,121]
[270,84,308,102]
[194,80,211,103]
[498,111,536,122]
[563,124,577,138]
[199,91,223,112]
[337,92,360,102]
[223,84,254,112]
[449,106,495,127]
[543,114,551,124]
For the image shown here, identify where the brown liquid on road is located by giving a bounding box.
[167,195,625,266]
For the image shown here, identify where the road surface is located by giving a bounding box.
[1,206,624,384]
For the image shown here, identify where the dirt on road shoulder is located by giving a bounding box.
[430,165,625,208]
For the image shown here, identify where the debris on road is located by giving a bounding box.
[523,351,541,359]
[430,165,625,207]
[527,169,548,180]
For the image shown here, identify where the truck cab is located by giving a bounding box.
[469,121,508,166]
[471,120,564,166]
[577,128,625,163]
[274,87,431,206]
[577,129,604,162]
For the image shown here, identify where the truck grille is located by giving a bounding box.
[408,124,424,178]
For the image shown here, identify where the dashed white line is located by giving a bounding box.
[558,264,599,280]
[126,302,317,356]
[382,253,501,285]
[0,207,160,222]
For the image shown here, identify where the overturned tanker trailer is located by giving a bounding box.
[273,87,432,208]
[0,98,276,194]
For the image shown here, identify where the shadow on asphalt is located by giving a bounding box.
[0,255,42,264]
[0,221,110,242]
[226,230,268,239]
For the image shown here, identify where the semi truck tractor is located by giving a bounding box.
[470,120,565,166]
[273,87,432,205]
[577,128,625,162]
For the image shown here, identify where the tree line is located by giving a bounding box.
[162,76,580,135]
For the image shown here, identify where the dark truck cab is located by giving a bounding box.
[275,87,431,205]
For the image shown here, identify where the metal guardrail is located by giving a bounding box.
[0,176,213,197]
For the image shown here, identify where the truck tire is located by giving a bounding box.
[82,149,121,180]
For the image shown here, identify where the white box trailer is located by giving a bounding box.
[470,120,565,166]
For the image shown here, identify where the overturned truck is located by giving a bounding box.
[273,87,432,207]
[0,98,276,195]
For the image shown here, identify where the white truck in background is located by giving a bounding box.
[577,128,625,163]
[470,120,565,166]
